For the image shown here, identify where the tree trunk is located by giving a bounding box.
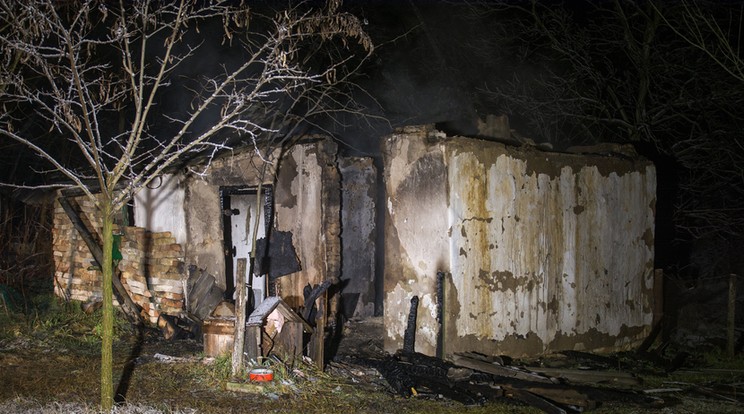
[100,200,114,411]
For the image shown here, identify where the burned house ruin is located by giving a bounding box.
[383,125,656,357]
[51,124,657,360]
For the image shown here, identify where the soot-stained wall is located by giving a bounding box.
[340,157,377,318]
[134,139,340,310]
[383,125,656,357]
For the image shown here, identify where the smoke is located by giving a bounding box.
[332,0,525,155]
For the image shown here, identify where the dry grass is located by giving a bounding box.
[0,299,537,413]
[2,298,744,413]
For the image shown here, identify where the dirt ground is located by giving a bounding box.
[1,312,743,413]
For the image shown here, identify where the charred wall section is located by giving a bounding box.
[383,126,451,356]
[180,139,340,309]
[51,139,343,325]
[340,157,377,318]
[383,125,656,357]
[181,148,276,288]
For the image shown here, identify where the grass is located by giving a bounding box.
[2,297,744,413]
[1,293,131,351]
[0,299,542,413]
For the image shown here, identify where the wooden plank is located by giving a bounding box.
[653,269,664,326]
[274,321,304,360]
[693,385,740,403]
[527,367,642,386]
[521,386,594,409]
[190,271,214,306]
[458,351,506,365]
[678,368,744,375]
[506,389,567,414]
[232,258,248,376]
[449,354,554,383]
[728,273,737,358]
[244,325,261,363]
[643,388,685,394]
[317,290,327,369]
[193,281,224,320]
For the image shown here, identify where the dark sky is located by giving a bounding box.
[0,1,538,183]
[338,1,504,147]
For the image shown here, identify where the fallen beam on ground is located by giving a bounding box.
[527,366,642,386]
[450,353,555,383]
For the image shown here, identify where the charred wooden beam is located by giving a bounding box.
[728,273,737,358]
[303,280,333,369]
[403,295,419,354]
[302,279,333,322]
[375,357,416,397]
[505,389,568,414]
[520,386,595,410]
[436,271,444,359]
[450,353,554,384]
[637,317,663,353]
[527,367,641,387]
[348,350,668,413]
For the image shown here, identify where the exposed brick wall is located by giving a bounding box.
[53,197,105,302]
[119,228,185,323]
[52,196,184,324]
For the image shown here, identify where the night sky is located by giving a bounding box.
[2,0,744,277]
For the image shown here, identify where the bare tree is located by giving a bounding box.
[657,0,744,84]
[472,0,744,271]
[0,0,371,409]
[653,0,744,242]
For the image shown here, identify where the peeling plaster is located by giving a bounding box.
[174,142,334,300]
[340,157,377,318]
[134,174,187,245]
[384,128,656,357]
[446,147,655,351]
[383,129,450,355]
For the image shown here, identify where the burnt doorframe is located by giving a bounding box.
[220,185,274,301]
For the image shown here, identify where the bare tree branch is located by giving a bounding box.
[0,0,374,408]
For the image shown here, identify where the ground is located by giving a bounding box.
[0,298,743,413]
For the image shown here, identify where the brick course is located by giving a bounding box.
[53,196,185,324]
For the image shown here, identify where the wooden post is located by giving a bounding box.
[728,273,737,358]
[403,295,419,354]
[653,269,664,326]
[314,291,327,370]
[232,258,247,376]
[436,271,445,359]
[244,325,261,363]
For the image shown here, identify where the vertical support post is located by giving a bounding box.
[403,295,419,354]
[315,291,327,370]
[244,325,260,363]
[436,271,445,359]
[728,273,737,358]
[232,258,247,376]
[653,269,664,326]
